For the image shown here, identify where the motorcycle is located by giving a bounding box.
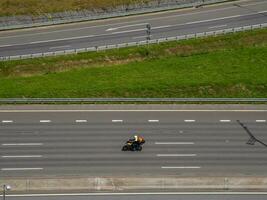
[121,137,145,151]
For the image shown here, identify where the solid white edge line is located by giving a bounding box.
[155,142,195,145]
[148,120,159,122]
[1,120,13,123]
[2,155,42,158]
[40,120,51,122]
[161,166,201,169]
[220,120,231,122]
[75,120,87,123]
[0,110,267,112]
[112,120,123,122]
[184,120,195,122]
[1,168,43,171]
[2,143,43,146]
[7,192,267,197]
[157,154,196,157]
[256,120,266,122]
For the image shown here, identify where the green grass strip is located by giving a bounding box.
[0,28,267,98]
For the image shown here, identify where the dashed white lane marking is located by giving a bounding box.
[1,120,13,123]
[2,155,42,158]
[133,35,153,39]
[1,168,43,171]
[256,120,266,122]
[184,120,195,122]
[75,120,87,123]
[208,24,227,29]
[40,120,51,123]
[220,120,231,122]
[155,142,195,145]
[49,45,71,49]
[148,120,159,122]
[157,154,196,157]
[2,143,43,146]
[112,120,123,122]
[162,166,201,169]
[106,23,147,31]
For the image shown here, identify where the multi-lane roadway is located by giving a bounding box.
[0,0,267,57]
[1,105,266,177]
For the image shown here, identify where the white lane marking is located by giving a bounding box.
[157,154,196,157]
[106,23,147,31]
[7,191,267,197]
[1,120,13,123]
[256,120,266,122]
[75,120,87,123]
[111,28,145,34]
[184,120,195,122]
[112,120,123,122]
[258,11,267,14]
[0,110,267,112]
[49,45,71,49]
[155,142,194,145]
[209,24,227,29]
[220,120,231,122]
[186,15,241,25]
[133,35,153,39]
[2,143,43,146]
[162,166,201,169]
[40,120,51,123]
[1,168,43,171]
[30,35,96,44]
[2,155,42,158]
[148,120,159,122]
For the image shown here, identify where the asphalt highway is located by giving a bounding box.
[0,105,266,178]
[5,193,267,200]
[0,0,267,57]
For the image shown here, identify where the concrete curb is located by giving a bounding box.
[1,177,267,193]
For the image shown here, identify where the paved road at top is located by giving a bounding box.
[0,105,266,178]
[5,193,267,200]
[0,0,267,57]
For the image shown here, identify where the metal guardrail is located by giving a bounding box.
[0,0,231,31]
[1,23,266,61]
[0,98,266,103]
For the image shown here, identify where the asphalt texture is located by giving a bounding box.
[4,194,267,200]
[0,0,267,57]
[0,105,266,178]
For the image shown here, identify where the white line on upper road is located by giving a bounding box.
[148,120,159,122]
[2,155,42,158]
[161,166,201,169]
[1,120,13,123]
[40,120,51,123]
[75,120,87,123]
[155,142,195,145]
[209,24,227,29]
[2,143,43,146]
[49,45,71,49]
[1,168,43,171]
[256,120,266,122]
[7,191,267,197]
[106,23,148,31]
[220,120,231,122]
[157,154,196,157]
[184,120,195,122]
[112,120,123,122]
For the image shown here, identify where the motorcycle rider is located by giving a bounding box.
[134,135,145,144]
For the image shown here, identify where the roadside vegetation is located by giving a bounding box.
[0,29,267,98]
[0,0,154,16]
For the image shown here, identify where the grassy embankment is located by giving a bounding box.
[0,0,154,16]
[0,28,267,98]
